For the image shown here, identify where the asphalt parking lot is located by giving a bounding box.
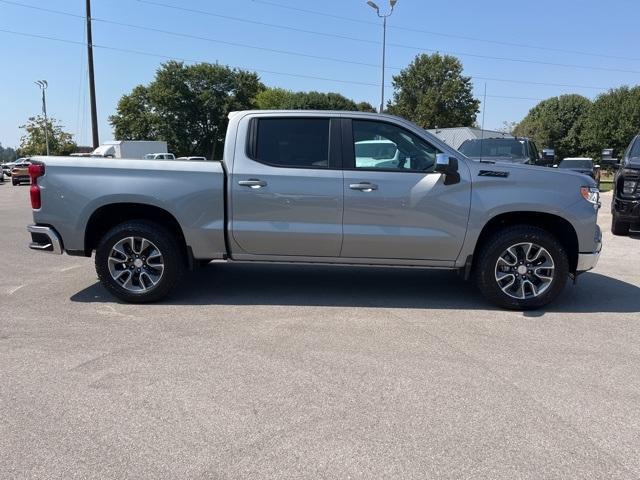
[1,181,639,479]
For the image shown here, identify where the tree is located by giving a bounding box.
[498,121,518,135]
[0,143,17,163]
[110,61,264,158]
[580,86,640,158]
[513,94,592,160]
[17,116,77,156]
[387,53,480,128]
[254,87,375,112]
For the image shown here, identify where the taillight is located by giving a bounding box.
[28,163,45,209]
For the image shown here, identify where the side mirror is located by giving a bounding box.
[435,153,460,185]
[552,164,558,168]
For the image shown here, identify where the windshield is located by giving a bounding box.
[559,159,593,169]
[558,158,593,170]
[459,138,526,159]
[355,141,398,160]
[630,137,640,159]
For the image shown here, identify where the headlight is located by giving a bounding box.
[623,180,637,195]
[580,186,600,205]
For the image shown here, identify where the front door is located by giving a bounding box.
[341,119,471,262]
[230,116,343,257]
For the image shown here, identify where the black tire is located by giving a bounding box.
[12,178,18,186]
[611,214,630,236]
[95,220,184,303]
[475,225,569,310]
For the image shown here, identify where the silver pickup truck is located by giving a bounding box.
[26,111,602,309]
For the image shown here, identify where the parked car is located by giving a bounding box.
[458,137,540,165]
[2,158,27,177]
[608,135,640,236]
[144,153,176,160]
[26,110,601,310]
[11,161,31,186]
[554,158,601,186]
[176,156,208,161]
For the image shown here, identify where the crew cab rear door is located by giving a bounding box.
[230,115,343,257]
[341,118,471,262]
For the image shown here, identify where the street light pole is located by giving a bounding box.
[35,80,49,156]
[366,0,397,113]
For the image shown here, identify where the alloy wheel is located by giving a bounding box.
[494,242,555,300]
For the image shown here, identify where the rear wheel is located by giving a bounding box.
[95,221,184,303]
[12,178,18,186]
[611,214,630,236]
[475,225,569,310]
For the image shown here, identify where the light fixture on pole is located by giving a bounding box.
[366,0,397,113]
[35,80,50,156]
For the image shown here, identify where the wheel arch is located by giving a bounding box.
[84,203,190,264]
[472,212,579,274]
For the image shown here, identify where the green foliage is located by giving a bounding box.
[513,94,592,159]
[0,143,17,163]
[110,61,264,158]
[255,87,375,112]
[580,86,640,158]
[387,53,480,128]
[18,116,77,157]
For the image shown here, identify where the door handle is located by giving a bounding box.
[349,182,378,192]
[238,179,267,189]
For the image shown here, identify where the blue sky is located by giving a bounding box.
[0,0,638,148]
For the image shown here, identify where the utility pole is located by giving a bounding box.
[86,0,99,148]
[35,80,49,156]
[366,0,397,113]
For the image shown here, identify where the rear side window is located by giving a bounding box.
[254,118,330,168]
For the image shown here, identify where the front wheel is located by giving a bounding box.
[95,221,184,303]
[475,226,569,310]
[611,214,630,236]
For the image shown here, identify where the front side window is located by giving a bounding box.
[254,118,330,168]
[352,120,439,171]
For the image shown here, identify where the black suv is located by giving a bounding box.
[610,135,640,236]
[458,137,541,165]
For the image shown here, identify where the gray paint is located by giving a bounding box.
[31,110,601,273]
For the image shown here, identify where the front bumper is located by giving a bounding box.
[613,196,640,221]
[576,224,602,273]
[27,225,63,254]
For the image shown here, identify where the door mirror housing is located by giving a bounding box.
[435,153,460,185]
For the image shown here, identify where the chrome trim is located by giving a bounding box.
[577,252,600,272]
[27,225,63,254]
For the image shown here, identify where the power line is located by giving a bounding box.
[0,0,618,91]
[0,27,544,104]
[134,0,640,75]
[250,0,640,63]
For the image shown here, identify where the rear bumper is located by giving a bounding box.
[27,225,63,254]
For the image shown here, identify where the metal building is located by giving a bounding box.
[426,127,512,150]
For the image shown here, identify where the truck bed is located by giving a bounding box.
[31,156,227,260]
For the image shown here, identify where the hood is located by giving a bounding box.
[467,156,529,164]
[464,158,597,188]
